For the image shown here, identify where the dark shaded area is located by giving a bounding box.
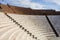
[48,16,60,36]
[46,16,59,37]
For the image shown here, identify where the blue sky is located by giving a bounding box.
[0,0,60,11]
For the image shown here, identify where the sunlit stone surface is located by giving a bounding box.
[8,14,55,39]
[0,13,56,40]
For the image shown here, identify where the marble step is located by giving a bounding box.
[0,23,16,28]
[0,27,19,40]
[8,29,22,40]
[15,29,26,40]
[16,31,28,40]
[15,29,36,40]
[0,24,18,36]
[26,34,36,40]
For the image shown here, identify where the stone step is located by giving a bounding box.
[26,34,36,40]
[15,29,26,40]
[0,23,15,28]
[0,27,19,40]
[8,29,22,40]
[0,25,18,36]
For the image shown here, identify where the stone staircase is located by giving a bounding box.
[0,12,60,40]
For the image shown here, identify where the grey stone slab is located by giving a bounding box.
[50,37,60,40]
[48,15,60,36]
